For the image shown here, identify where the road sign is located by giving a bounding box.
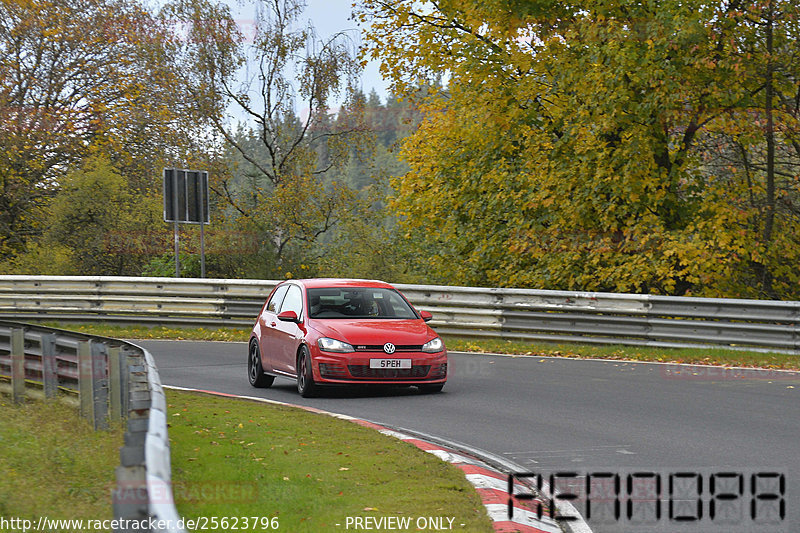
[163,168,210,278]
[163,168,208,224]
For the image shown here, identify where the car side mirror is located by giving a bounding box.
[419,310,433,322]
[277,310,300,323]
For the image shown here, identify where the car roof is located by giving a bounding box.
[287,278,396,290]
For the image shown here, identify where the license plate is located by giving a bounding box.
[370,359,412,369]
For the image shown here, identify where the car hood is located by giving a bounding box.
[309,319,435,345]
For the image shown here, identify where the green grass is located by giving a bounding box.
[166,389,493,532]
[40,322,249,342]
[0,389,493,531]
[0,389,492,532]
[0,395,124,525]
[444,337,800,370]
[41,322,800,370]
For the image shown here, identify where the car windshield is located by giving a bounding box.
[307,287,418,319]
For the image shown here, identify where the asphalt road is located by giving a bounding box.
[138,340,799,533]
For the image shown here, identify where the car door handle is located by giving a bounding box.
[270,321,277,327]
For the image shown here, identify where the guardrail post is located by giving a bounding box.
[497,292,507,339]
[794,307,799,352]
[11,327,25,403]
[92,342,109,430]
[78,340,94,422]
[114,349,150,529]
[0,318,185,531]
[41,333,58,399]
[113,462,148,530]
[108,345,122,422]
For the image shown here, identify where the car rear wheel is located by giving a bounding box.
[248,340,274,388]
[419,383,445,394]
[297,346,318,398]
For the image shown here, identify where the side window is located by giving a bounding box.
[279,285,303,317]
[266,285,289,313]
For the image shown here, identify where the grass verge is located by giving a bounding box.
[444,337,800,370]
[40,322,249,342]
[166,389,493,532]
[42,322,800,370]
[0,389,494,531]
[0,394,124,524]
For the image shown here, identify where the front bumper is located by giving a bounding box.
[312,351,448,384]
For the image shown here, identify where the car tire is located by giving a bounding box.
[419,383,445,394]
[248,340,274,388]
[297,346,318,398]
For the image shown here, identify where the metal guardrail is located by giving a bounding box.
[0,275,798,354]
[0,320,184,533]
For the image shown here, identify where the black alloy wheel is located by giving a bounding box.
[248,340,274,388]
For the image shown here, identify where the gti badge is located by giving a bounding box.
[383,342,396,354]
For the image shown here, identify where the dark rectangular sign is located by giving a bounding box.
[163,168,208,224]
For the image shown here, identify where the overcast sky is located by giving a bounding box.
[230,0,390,104]
[306,0,389,99]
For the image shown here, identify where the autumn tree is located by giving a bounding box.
[1,157,162,275]
[357,0,800,297]
[165,0,370,274]
[696,2,800,297]
[0,0,206,266]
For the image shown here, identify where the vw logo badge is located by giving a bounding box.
[383,342,396,354]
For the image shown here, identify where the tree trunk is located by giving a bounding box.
[761,0,776,296]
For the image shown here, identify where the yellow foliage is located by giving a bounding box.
[357,0,800,298]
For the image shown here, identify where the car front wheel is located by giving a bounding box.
[248,340,274,388]
[297,346,318,398]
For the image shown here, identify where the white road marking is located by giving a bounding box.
[504,444,632,456]
[484,504,562,533]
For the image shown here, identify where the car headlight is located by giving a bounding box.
[422,337,444,353]
[317,337,355,353]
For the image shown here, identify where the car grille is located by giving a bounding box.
[352,345,424,352]
[347,365,431,380]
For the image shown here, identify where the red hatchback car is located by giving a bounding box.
[248,279,448,397]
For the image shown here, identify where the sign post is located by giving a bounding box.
[172,169,180,277]
[199,180,205,278]
[163,168,209,278]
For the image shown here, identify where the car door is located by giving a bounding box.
[272,283,304,375]
[258,284,289,372]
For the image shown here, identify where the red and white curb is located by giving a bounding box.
[349,420,562,533]
[164,386,571,533]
